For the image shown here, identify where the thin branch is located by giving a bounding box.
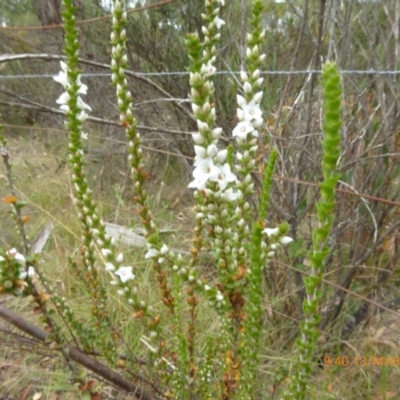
[0,305,157,400]
[0,100,193,137]
[0,53,194,121]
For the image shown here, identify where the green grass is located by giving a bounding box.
[1,135,400,399]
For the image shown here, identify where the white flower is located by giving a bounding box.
[237,95,247,108]
[53,61,69,86]
[251,129,259,137]
[207,144,218,158]
[19,266,34,281]
[211,127,222,139]
[216,149,227,163]
[216,292,224,302]
[115,266,135,283]
[252,91,263,104]
[280,236,293,245]
[116,253,124,263]
[105,262,115,271]
[198,121,209,133]
[255,77,264,87]
[160,244,168,255]
[194,145,207,161]
[101,248,112,258]
[78,111,89,122]
[192,133,205,145]
[242,103,263,122]
[77,97,92,112]
[14,252,26,265]
[240,71,249,81]
[243,81,252,93]
[233,120,254,140]
[145,248,160,259]
[213,15,225,29]
[56,91,70,106]
[201,61,217,77]
[80,132,88,140]
[237,108,245,121]
[77,82,88,95]
[189,157,220,190]
[19,271,28,280]
[211,163,236,190]
[263,227,279,237]
[192,103,200,114]
[221,188,240,202]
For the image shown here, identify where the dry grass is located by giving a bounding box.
[1,134,400,399]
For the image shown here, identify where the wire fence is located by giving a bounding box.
[0,69,400,80]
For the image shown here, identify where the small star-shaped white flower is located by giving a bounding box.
[201,61,217,77]
[232,120,254,140]
[213,16,225,29]
[189,157,220,190]
[145,248,160,259]
[115,266,135,283]
[211,163,237,190]
[220,187,240,202]
[242,103,263,122]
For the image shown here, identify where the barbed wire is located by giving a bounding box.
[0,69,399,80]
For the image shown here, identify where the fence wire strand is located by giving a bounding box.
[0,69,399,80]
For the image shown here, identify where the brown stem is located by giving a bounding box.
[0,305,156,400]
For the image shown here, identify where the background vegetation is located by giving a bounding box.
[1,0,400,399]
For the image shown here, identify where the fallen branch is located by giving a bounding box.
[0,305,156,400]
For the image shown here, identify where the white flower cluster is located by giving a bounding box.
[102,249,135,284]
[0,248,34,290]
[187,2,238,200]
[188,143,240,201]
[233,72,264,141]
[145,244,204,286]
[262,227,293,257]
[144,243,170,261]
[53,61,92,126]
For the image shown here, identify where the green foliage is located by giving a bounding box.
[286,62,342,399]
[3,2,399,400]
